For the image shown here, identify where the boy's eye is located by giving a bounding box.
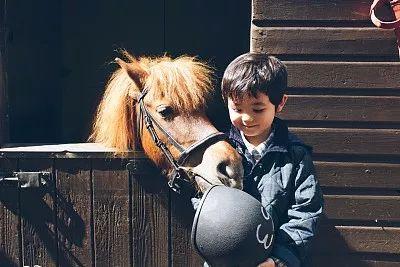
[253,109,265,113]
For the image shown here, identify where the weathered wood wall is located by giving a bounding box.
[251,0,400,266]
[0,144,204,266]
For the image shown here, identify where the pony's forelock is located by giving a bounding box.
[144,56,214,114]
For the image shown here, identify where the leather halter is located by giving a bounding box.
[137,87,227,194]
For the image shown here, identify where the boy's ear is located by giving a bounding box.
[276,94,288,113]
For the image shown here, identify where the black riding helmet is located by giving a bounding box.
[191,185,274,266]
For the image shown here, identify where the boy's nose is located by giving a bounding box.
[242,114,254,123]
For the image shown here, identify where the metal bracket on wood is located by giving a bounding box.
[125,160,137,172]
[0,172,49,188]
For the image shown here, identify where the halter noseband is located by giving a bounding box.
[136,87,227,194]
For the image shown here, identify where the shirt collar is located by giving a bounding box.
[240,131,269,156]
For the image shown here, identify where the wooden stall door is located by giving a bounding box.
[251,0,400,266]
[0,144,203,267]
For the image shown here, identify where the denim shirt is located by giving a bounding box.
[228,118,324,267]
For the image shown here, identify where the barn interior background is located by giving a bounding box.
[1,0,400,267]
[0,0,251,144]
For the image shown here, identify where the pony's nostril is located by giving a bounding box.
[216,162,234,185]
[225,165,236,179]
[217,162,227,176]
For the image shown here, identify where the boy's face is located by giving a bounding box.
[227,92,287,146]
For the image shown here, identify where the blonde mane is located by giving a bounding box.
[89,52,215,154]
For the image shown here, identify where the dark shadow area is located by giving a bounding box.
[128,158,197,225]
[0,176,86,266]
[0,250,18,267]
[5,0,250,143]
[128,159,169,195]
[54,182,87,267]
[311,216,367,267]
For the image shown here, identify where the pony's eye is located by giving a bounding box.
[156,105,174,119]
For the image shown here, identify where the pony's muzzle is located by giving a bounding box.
[191,140,244,192]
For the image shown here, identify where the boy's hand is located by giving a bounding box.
[257,258,275,267]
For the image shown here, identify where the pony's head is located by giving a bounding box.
[90,51,243,192]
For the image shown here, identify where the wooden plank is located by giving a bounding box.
[251,27,398,57]
[324,195,400,221]
[252,0,380,22]
[281,95,400,122]
[312,254,400,267]
[316,161,400,189]
[291,128,400,156]
[315,225,400,254]
[55,159,93,266]
[18,158,56,266]
[285,62,400,89]
[92,158,130,266]
[0,158,20,266]
[0,143,146,159]
[130,159,169,266]
[170,193,203,266]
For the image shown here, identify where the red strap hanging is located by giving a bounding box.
[370,0,400,57]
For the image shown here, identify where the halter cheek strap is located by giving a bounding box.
[136,88,227,194]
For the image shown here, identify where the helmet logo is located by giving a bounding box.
[256,207,274,250]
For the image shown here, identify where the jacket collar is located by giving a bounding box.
[228,117,311,155]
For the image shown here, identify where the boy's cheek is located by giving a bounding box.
[230,115,242,128]
[228,111,239,123]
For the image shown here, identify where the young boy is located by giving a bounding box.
[222,53,324,267]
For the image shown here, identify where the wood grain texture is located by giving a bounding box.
[251,27,398,57]
[92,158,130,266]
[324,195,400,221]
[315,225,400,254]
[55,159,92,266]
[285,61,400,89]
[312,254,400,267]
[0,143,146,159]
[252,0,373,21]
[0,158,20,266]
[18,158,56,267]
[281,95,400,122]
[291,128,400,155]
[170,193,203,267]
[130,159,169,267]
[315,161,400,189]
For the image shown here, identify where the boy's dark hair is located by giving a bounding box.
[221,53,287,106]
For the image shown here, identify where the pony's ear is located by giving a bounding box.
[115,57,148,90]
